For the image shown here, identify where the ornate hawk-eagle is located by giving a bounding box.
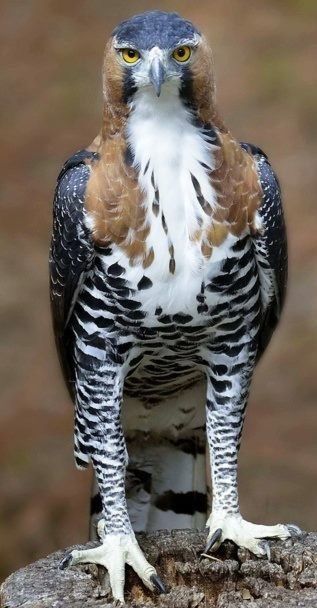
[50,10,299,602]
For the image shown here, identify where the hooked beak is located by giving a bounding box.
[149,56,166,97]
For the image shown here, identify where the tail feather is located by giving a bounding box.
[89,430,208,539]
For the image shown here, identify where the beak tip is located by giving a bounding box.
[149,57,165,99]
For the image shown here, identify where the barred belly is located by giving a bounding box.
[72,231,261,439]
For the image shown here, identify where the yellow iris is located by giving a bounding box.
[120,48,140,64]
[172,46,191,63]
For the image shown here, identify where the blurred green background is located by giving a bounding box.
[1,0,316,580]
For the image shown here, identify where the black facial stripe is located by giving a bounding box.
[179,65,195,107]
[122,68,137,103]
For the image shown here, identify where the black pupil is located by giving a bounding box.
[178,48,186,57]
[128,49,136,58]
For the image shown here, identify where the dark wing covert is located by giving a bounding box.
[240,143,288,361]
[49,150,98,397]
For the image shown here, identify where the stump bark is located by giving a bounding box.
[1,530,317,607]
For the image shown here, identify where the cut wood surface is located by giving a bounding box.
[1,530,317,607]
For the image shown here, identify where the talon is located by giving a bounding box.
[59,552,73,570]
[150,573,166,594]
[204,528,222,554]
[200,553,222,562]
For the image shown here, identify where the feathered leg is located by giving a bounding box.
[60,343,165,602]
[89,432,208,535]
[205,341,300,556]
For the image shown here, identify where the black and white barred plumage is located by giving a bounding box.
[50,11,298,602]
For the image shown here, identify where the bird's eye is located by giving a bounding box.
[120,49,140,64]
[172,46,191,63]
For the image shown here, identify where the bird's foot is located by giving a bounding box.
[205,511,302,558]
[60,521,166,603]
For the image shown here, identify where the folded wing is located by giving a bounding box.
[241,143,288,360]
[49,150,97,397]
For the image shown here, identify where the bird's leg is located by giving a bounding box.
[204,344,301,557]
[60,356,165,602]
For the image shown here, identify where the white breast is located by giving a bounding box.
[125,83,219,313]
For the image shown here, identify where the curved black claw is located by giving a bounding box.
[150,574,166,594]
[59,552,73,570]
[204,528,222,554]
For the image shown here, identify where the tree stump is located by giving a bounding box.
[1,530,317,607]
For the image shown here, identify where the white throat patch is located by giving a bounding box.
[126,84,218,296]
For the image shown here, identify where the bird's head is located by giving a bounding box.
[103,11,215,112]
